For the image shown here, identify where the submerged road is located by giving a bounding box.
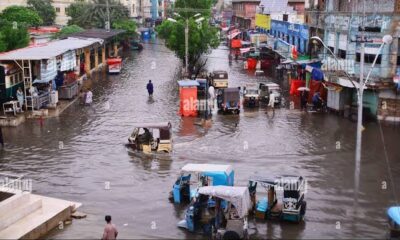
[1,41,400,239]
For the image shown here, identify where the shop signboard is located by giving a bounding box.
[255,14,271,30]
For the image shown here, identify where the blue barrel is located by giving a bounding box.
[141,30,150,40]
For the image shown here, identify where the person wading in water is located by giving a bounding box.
[147,80,154,97]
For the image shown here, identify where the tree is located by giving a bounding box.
[66,0,129,29]
[28,0,56,26]
[0,21,30,51]
[53,25,84,39]
[112,19,136,35]
[0,33,7,52]
[0,6,43,27]
[156,0,220,76]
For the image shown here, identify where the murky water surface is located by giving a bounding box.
[1,41,399,239]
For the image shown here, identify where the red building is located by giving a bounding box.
[232,0,261,30]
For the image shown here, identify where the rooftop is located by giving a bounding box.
[0,38,103,61]
[67,29,126,41]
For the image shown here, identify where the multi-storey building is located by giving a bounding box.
[306,0,400,121]
[232,0,260,29]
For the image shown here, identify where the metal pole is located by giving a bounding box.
[354,0,366,201]
[106,0,111,32]
[205,78,208,120]
[185,18,189,75]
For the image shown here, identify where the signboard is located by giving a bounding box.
[255,14,271,30]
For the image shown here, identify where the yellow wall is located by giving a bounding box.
[255,14,271,30]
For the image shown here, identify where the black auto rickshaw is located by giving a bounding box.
[127,122,172,153]
[217,88,240,114]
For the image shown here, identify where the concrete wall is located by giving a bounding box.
[327,0,395,13]
[0,0,27,12]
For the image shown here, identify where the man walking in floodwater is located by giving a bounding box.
[147,80,154,96]
[102,215,118,240]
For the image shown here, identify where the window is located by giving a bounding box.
[283,14,288,22]
[55,7,60,13]
[338,49,346,59]
[356,53,382,64]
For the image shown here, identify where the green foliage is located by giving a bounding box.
[0,6,43,27]
[28,0,56,26]
[53,25,84,39]
[112,19,137,35]
[174,0,213,19]
[156,0,220,73]
[66,0,130,29]
[0,21,30,51]
[0,33,7,52]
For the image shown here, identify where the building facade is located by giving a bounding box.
[232,0,260,29]
[307,0,400,121]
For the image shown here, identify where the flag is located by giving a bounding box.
[291,45,298,60]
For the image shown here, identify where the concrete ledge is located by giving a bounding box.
[0,193,81,239]
[0,192,29,216]
[378,115,400,122]
[0,197,42,231]
[0,115,26,127]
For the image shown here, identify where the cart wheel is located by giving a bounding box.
[300,201,307,221]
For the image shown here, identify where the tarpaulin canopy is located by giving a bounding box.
[181,164,233,175]
[178,80,200,87]
[198,186,251,218]
[228,31,241,39]
[0,37,103,61]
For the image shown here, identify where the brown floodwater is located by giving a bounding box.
[0,41,399,239]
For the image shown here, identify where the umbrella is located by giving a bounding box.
[297,87,310,91]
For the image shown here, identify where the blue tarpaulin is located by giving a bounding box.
[311,68,324,81]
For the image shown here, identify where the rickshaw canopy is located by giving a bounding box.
[249,175,303,190]
[132,122,171,130]
[198,186,251,218]
[181,164,234,186]
[388,206,400,225]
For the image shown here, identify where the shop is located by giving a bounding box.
[0,37,103,110]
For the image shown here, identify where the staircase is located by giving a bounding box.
[22,60,34,110]
[0,189,81,239]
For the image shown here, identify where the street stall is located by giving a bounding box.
[178,80,200,117]
[0,37,103,111]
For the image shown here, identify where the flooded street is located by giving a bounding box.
[1,41,400,239]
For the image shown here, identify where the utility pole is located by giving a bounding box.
[185,18,189,76]
[106,0,111,32]
[354,0,366,206]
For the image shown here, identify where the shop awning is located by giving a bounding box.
[0,37,103,61]
[336,78,363,89]
[228,31,241,39]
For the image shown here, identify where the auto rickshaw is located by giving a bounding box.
[259,82,281,105]
[127,122,172,153]
[211,70,228,89]
[177,186,251,240]
[169,164,234,204]
[248,175,307,223]
[217,88,240,114]
[243,83,260,108]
